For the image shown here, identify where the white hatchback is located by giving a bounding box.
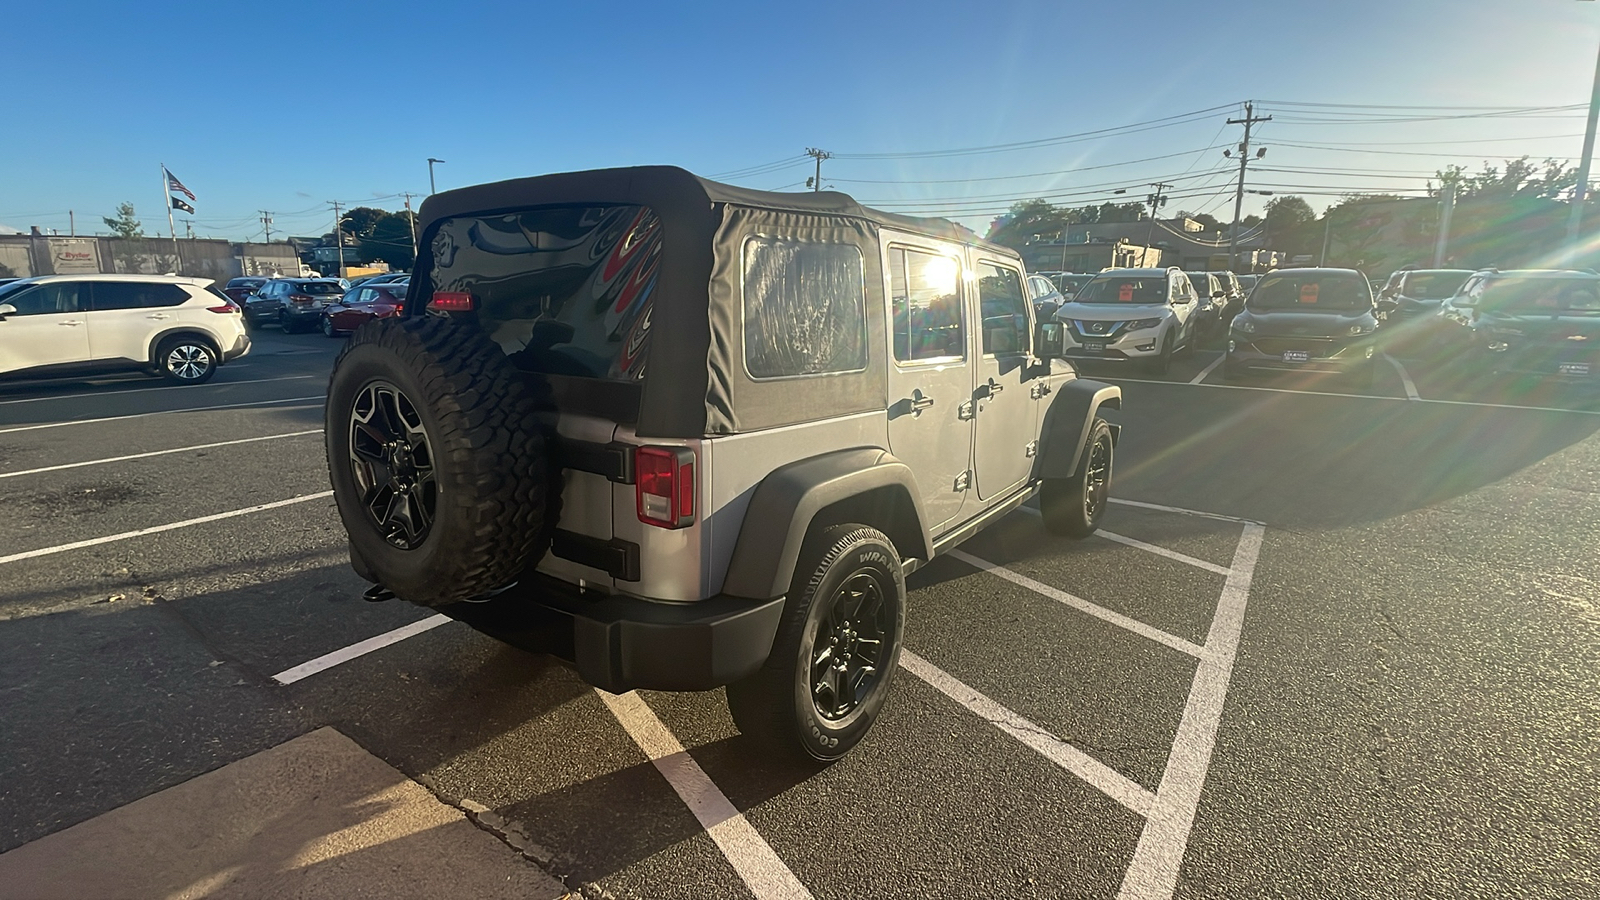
[0,274,250,384]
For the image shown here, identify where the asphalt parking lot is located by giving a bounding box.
[1,326,1596,899]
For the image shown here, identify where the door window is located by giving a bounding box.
[90,282,190,310]
[976,263,1029,356]
[5,282,83,316]
[889,247,964,363]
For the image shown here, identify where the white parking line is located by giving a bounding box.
[0,375,320,406]
[271,614,452,684]
[0,490,333,566]
[901,649,1155,817]
[1014,507,1233,574]
[1107,498,1262,526]
[0,395,325,434]
[598,690,813,900]
[0,429,323,479]
[1118,523,1264,900]
[1385,353,1422,401]
[948,549,1203,657]
[1107,375,1600,416]
[1188,355,1225,385]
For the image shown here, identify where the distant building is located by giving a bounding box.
[1023,216,1285,273]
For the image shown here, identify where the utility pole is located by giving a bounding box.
[260,210,274,243]
[1225,102,1272,273]
[805,147,832,192]
[69,210,74,236]
[427,158,445,195]
[1433,180,1458,268]
[1566,29,1600,261]
[402,191,418,260]
[1144,181,1172,256]
[331,201,344,278]
[184,220,194,240]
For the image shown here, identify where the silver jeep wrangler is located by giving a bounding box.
[325,166,1121,761]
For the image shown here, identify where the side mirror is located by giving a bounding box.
[0,303,14,319]
[1375,298,1399,313]
[1213,290,1227,299]
[1036,320,1064,358]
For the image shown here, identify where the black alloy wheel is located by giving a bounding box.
[1081,428,1111,523]
[1039,416,1115,539]
[810,569,892,721]
[348,381,437,550]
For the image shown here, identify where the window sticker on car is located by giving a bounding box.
[1300,283,1320,303]
[1118,284,1134,302]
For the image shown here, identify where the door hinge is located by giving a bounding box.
[957,400,975,421]
[1030,382,1052,400]
[954,470,971,491]
[1025,440,1038,458]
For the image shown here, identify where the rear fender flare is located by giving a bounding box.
[721,448,933,601]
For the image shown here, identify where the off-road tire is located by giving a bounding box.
[325,316,554,608]
[1039,417,1114,538]
[727,524,906,764]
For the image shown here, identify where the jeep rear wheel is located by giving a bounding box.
[1039,417,1113,538]
[727,524,906,763]
[325,317,555,607]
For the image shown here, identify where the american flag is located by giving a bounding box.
[165,168,196,201]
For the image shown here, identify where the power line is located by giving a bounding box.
[832,103,1240,160]
[826,145,1233,185]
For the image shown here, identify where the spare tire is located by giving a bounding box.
[325,316,554,607]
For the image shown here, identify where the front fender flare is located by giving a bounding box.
[1035,378,1121,480]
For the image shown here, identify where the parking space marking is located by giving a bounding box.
[0,375,320,406]
[597,690,814,900]
[0,430,323,479]
[900,650,1155,817]
[270,614,452,685]
[1384,353,1422,401]
[948,549,1204,657]
[1188,354,1225,385]
[0,395,326,435]
[1013,508,1232,574]
[1106,375,1600,416]
[1107,498,1261,526]
[1118,523,1264,900]
[0,490,333,566]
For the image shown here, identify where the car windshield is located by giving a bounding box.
[296,282,344,295]
[0,280,33,301]
[1403,270,1473,299]
[1074,275,1166,304]
[1186,275,1211,293]
[1248,272,1371,311]
[1481,277,1600,314]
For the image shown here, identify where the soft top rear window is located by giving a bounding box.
[429,205,660,382]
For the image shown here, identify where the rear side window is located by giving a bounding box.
[742,237,866,379]
[977,263,1029,355]
[90,282,190,310]
[429,205,661,382]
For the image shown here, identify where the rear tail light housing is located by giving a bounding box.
[635,446,695,529]
[428,291,474,312]
[206,300,241,314]
[290,293,313,303]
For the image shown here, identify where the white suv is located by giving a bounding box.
[0,275,250,384]
[1052,266,1198,374]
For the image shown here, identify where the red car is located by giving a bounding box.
[322,282,408,336]
[221,276,268,304]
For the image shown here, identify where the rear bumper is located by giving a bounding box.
[221,332,251,362]
[443,575,786,693]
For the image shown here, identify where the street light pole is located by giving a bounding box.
[1566,21,1600,259]
[427,158,445,195]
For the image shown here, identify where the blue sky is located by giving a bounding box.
[2,0,1596,240]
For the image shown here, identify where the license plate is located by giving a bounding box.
[1282,350,1309,362]
[1080,341,1106,353]
[1559,362,1591,376]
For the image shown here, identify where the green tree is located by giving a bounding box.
[102,202,143,238]
[361,213,417,270]
[338,206,391,239]
[1264,196,1315,232]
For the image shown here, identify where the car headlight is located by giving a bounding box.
[1233,317,1257,334]
[1127,317,1163,331]
[1348,323,1375,335]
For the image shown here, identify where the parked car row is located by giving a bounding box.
[226,274,409,337]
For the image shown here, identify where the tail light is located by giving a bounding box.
[428,291,474,312]
[636,446,695,529]
[290,293,313,303]
[207,301,241,314]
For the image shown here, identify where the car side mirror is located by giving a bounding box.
[0,303,15,320]
[1375,298,1399,313]
[1036,320,1064,358]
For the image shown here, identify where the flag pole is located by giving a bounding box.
[161,163,180,273]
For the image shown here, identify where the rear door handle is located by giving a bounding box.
[59,320,83,326]
[909,395,935,412]
[146,313,171,320]
[982,378,1004,396]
